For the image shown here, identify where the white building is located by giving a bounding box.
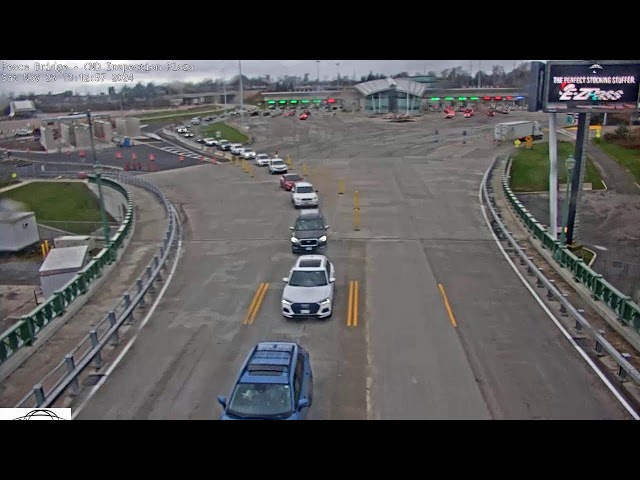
[9,100,36,117]
[0,211,40,252]
[39,245,89,299]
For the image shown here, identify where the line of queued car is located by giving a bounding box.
[216,149,333,421]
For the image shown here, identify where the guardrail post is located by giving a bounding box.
[146,266,155,293]
[594,331,606,356]
[536,274,544,288]
[65,355,80,396]
[526,258,534,275]
[559,294,569,316]
[122,293,133,324]
[618,353,631,381]
[107,311,119,346]
[89,330,103,369]
[33,384,45,406]
[546,280,555,300]
[136,278,146,308]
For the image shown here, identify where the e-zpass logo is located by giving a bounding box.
[559,82,623,101]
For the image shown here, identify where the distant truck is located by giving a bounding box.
[494,121,544,143]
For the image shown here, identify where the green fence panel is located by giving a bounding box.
[0,176,134,366]
[502,155,640,336]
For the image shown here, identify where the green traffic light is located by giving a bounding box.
[444,97,454,101]
[430,97,440,101]
[279,100,286,104]
[267,100,275,104]
[469,97,479,100]
[301,100,310,103]
[458,97,467,101]
[313,99,321,103]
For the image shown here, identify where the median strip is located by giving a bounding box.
[243,283,269,325]
[347,280,359,327]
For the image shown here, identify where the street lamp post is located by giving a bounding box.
[86,110,111,248]
[559,155,576,245]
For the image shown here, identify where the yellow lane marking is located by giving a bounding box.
[243,283,269,325]
[347,280,359,327]
[437,283,458,328]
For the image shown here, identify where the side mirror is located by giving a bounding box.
[324,225,329,230]
[297,398,310,410]
[282,277,289,283]
[329,277,336,283]
[217,396,227,408]
[289,226,294,231]
[315,189,319,193]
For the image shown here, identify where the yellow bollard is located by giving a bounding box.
[337,178,345,195]
[241,158,247,172]
[44,239,50,254]
[302,163,308,176]
[249,164,254,178]
[286,155,293,168]
[353,208,360,231]
[353,190,360,210]
[41,243,46,259]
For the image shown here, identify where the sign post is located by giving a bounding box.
[548,112,558,240]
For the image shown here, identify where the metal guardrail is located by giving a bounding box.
[13,172,180,408]
[0,175,133,366]
[500,155,640,335]
[482,155,640,387]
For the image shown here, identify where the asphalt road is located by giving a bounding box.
[75,113,630,420]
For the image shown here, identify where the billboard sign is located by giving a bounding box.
[543,60,640,113]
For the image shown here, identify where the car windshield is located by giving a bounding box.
[244,149,253,153]
[296,218,324,230]
[285,175,302,181]
[272,160,284,165]
[258,154,268,159]
[296,186,314,194]
[227,382,292,418]
[289,270,327,287]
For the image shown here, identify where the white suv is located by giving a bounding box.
[241,148,256,159]
[291,181,318,208]
[255,153,270,166]
[281,255,335,320]
[268,158,288,174]
[229,144,244,155]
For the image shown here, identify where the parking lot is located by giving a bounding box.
[73,111,631,420]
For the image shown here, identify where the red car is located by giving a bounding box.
[280,173,304,190]
[299,113,308,120]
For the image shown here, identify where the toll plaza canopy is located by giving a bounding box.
[354,78,427,98]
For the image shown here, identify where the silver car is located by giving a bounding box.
[281,255,335,320]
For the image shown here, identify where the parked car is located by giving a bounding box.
[289,209,329,254]
[183,132,194,138]
[280,172,304,190]
[217,342,313,420]
[196,137,205,143]
[255,153,271,166]
[291,181,318,208]
[299,113,308,120]
[218,140,230,150]
[281,255,335,320]
[268,158,288,174]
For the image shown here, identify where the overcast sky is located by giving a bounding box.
[0,60,539,95]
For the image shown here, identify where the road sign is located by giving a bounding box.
[216,131,221,139]
[514,139,521,147]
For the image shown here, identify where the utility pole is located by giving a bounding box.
[478,61,482,88]
[222,60,227,108]
[316,61,320,90]
[86,110,111,248]
[336,62,340,89]
[238,60,244,127]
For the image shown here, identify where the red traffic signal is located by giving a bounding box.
[327,98,336,104]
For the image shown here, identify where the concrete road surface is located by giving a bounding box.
[75,114,630,420]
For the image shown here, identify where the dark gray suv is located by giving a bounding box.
[290,209,329,254]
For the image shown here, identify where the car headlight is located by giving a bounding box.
[319,235,327,242]
[291,237,299,243]
[319,298,331,305]
[282,298,292,305]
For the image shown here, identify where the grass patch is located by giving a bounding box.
[510,141,605,192]
[593,137,640,183]
[0,179,21,189]
[569,244,595,265]
[0,182,115,235]
[139,108,226,122]
[201,122,249,143]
